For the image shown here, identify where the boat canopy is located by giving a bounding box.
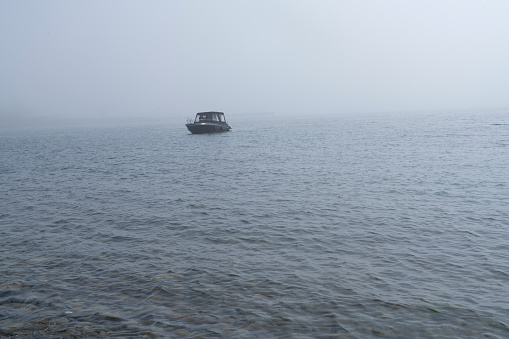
[194,112,226,122]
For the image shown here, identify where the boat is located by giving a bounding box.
[186,111,231,134]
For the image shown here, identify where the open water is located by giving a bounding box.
[1,111,508,338]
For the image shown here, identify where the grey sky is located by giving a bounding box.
[1,0,508,126]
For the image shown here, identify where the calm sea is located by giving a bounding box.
[1,111,508,338]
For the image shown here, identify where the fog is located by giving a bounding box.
[1,0,508,127]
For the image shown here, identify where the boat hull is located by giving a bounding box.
[186,123,231,134]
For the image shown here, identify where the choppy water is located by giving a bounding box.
[1,111,508,338]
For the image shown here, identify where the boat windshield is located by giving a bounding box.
[195,114,209,122]
[195,112,225,123]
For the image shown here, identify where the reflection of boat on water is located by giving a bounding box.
[186,111,231,134]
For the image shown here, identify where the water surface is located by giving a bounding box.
[1,111,508,338]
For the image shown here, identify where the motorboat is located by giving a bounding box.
[186,111,231,134]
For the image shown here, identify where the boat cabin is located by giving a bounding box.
[194,112,227,123]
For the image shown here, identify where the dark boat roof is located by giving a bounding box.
[196,111,225,115]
